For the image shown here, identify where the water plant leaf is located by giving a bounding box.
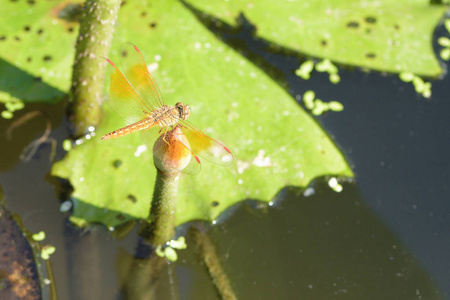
[0,0,76,104]
[51,0,353,228]
[187,0,447,77]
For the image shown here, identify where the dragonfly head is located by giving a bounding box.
[175,102,190,120]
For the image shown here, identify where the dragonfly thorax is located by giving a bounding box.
[175,102,190,120]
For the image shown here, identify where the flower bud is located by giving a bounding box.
[153,126,192,174]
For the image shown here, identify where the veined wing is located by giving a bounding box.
[140,125,161,153]
[104,57,153,124]
[181,153,202,175]
[178,120,234,166]
[119,43,165,111]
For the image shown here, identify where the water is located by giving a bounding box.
[0,23,449,300]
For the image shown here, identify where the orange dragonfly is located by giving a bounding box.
[101,43,234,174]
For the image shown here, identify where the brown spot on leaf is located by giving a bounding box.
[346,21,359,28]
[113,160,122,168]
[365,16,377,24]
[54,3,83,23]
[127,194,137,203]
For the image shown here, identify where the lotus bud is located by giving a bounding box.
[153,126,192,174]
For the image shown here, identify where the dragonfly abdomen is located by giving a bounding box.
[101,117,155,140]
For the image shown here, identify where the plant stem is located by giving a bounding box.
[118,246,167,300]
[192,226,237,300]
[141,170,180,245]
[68,0,121,137]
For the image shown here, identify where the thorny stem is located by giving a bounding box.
[140,170,180,246]
[68,0,121,137]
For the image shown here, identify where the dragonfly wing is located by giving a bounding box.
[119,43,165,110]
[178,120,234,166]
[104,57,153,124]
[140,125,161,152]
[182,155,202,175]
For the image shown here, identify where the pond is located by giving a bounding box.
[1,3,449,300]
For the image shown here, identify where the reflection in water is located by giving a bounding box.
[202,181,445,299]
[116,239,176,300]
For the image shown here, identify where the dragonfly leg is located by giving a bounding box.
[162,127,170,146]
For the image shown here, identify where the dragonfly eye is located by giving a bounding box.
[176,102,190,120]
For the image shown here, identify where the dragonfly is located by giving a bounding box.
[101,43,234,174]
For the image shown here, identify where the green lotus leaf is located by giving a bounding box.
[0,0,77,104]
[187,0,447,77]
[51,0,353,228]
